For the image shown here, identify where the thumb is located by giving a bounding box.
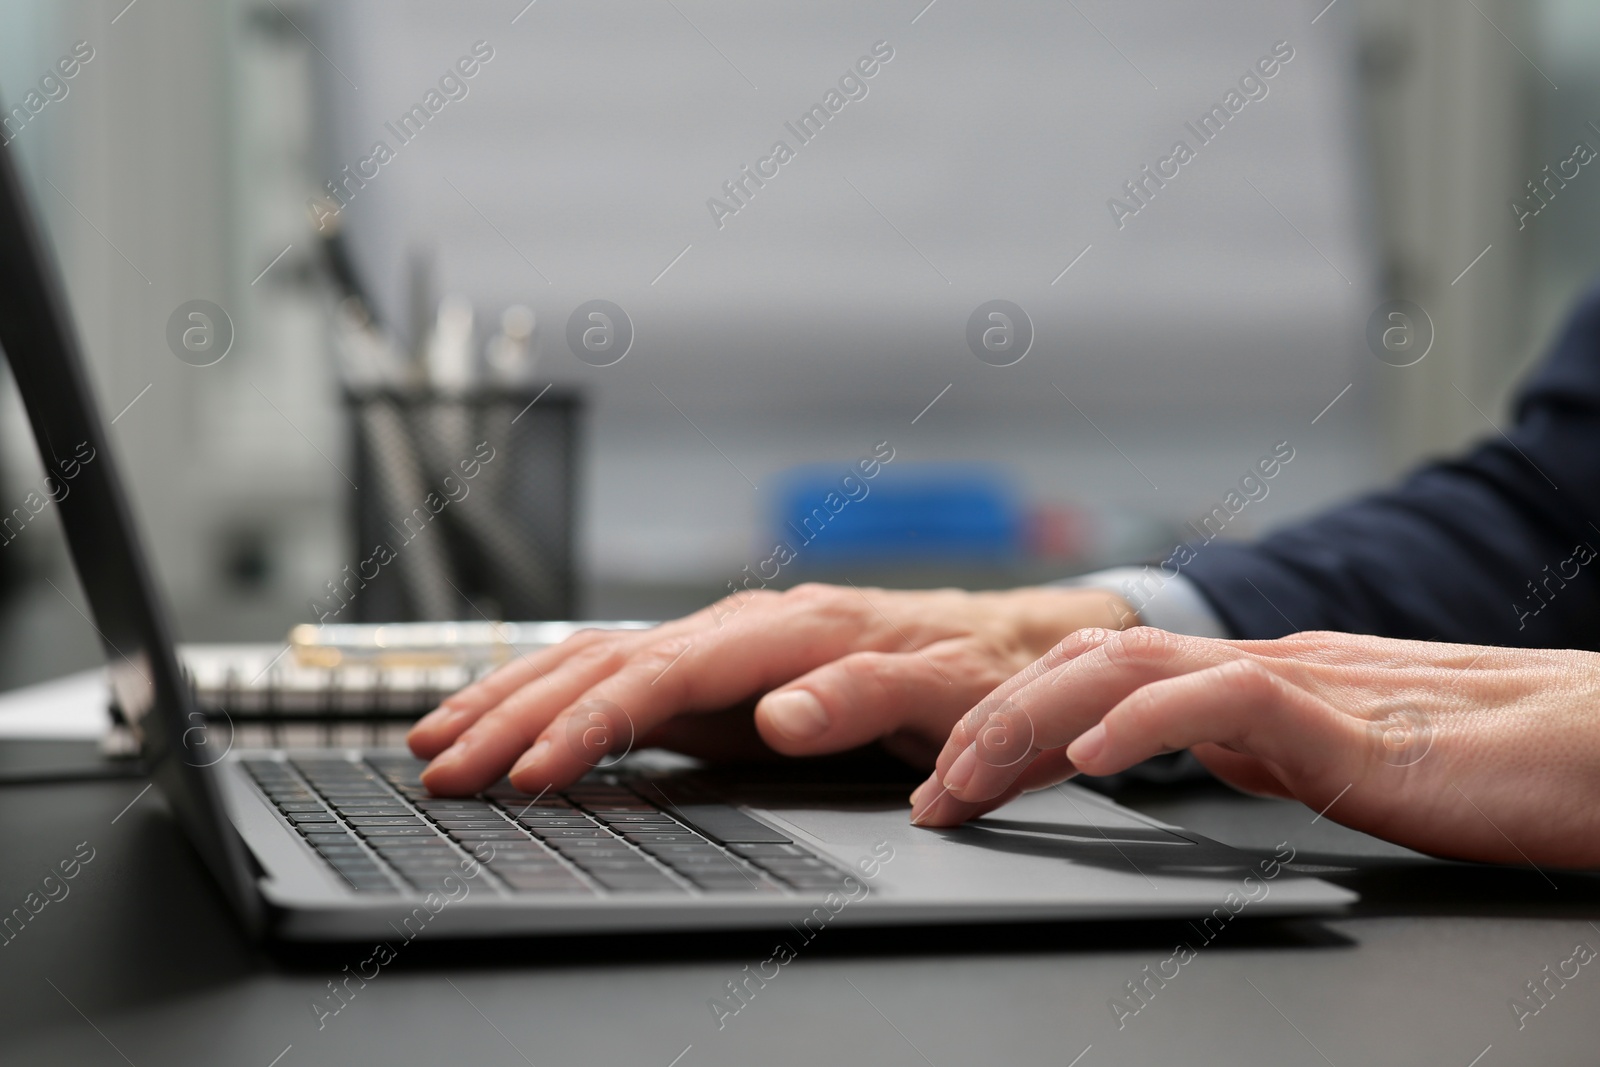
[754,647,979,756]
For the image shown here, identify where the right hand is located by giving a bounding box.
[911,627,1600,867]
[407,583,1137,796]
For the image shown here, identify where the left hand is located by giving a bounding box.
[408,583,1134,796]
[908,626,1600,868]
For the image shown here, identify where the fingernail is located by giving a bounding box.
[942,743,978,794]
[763,690,830,742]
[422,742,466,783]
[1069,723,1107,764]
[908,777,939,823]
[510,739,552,778]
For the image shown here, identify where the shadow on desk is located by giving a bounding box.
[1281,857,1600,920]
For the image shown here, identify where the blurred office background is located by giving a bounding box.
[0,0,1595,688]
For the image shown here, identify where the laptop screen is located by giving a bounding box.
[0,121,261,933]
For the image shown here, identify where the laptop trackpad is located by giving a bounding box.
[965,816,1193,846]
[752,785,1193,849]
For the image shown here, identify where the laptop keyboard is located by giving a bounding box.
[241,757,855,898]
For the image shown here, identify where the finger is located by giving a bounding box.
[1065,660,1366,792]
[410,589,773,753]
[419,593,808,790]
[752,643,997,756]
[407,595,756,754]
[910,748,1077,826]
[505,598,908,791]
[418,647,633,795]
[408,627,646,755]
[943,628,1247,804]
[931,627,1122,783]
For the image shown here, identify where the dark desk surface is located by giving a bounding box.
[2,742,1598,1067]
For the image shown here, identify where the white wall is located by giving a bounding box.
[323,0,1382,586]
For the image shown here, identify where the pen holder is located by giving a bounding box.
[340,385,580,623]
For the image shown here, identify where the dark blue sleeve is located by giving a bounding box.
[1182,279,1600,649]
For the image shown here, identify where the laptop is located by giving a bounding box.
[0,130,1356,941]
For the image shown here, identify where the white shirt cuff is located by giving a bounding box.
[1059,567,1232,639]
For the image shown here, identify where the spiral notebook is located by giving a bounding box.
[118,621,651,751]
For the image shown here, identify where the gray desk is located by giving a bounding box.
[2,740,1598,1066]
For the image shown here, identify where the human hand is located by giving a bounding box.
[408,583,1136,796]
[910,627,1600,868]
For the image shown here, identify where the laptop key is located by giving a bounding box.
[493,869,572,884]
[378,856,460,867]
[378,843,447,856]
[356,826,439,837]
[728,843,806,857]
[571,858,659,873]
[636,841,723,854]
[755,857,831,871]
[670,805,792,845]
[498,801,574,813]
[487,853,566,867]
[343,878,399,893]
[618,832,705,845]
[480,860,561,874]
[243,759,289,774]
[558,856,640,871]
[655,847,744,861]
[499,876,592,894]
[545,837,635,851]
[662,857,749,875]
[314,843,370,856]
[386,852,466,866]
[404,874,465,892]
[677,872,764,889]
[779,873,856,888]
[589,874,685,893]
[287,812,339,824]
[548,850,638,865]
[688,873,772,889]
[344,817,426,827]
[300,828,357,840]
[544,833,632,845]
[445,830,531,841]
[365,830,451,843]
